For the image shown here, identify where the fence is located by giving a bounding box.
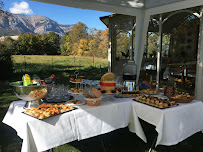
[12,55,108,80]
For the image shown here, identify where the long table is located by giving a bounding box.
[2,98,132,152]
[129,99,203,147]
[3,96,203,152]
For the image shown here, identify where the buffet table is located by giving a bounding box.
[129,99,203,147]
[3,96,203,152]
[2,98,132,152]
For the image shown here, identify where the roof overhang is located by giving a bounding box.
[30,0,144,16]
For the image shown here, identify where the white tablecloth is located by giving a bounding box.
[2,98,132,152]
[3,97,203,151]
[129,100,203,146]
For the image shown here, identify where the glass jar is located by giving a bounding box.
[123,61,137,81]
[31,74,41,85]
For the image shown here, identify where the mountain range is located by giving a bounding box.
[0,12,75,37]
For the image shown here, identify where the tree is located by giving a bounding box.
[98,29,109,58]
[70,22,88,43]
[89,39,99,56]
[3,36,16,54]
[62,22,88,55]
[78,39,88,56]
[41,31,60,55]
[60,32,70,55]
[0,1,4,13]
[16,33,42,55]
[0,36,14,79]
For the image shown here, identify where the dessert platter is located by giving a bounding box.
[115,91,141,98]
[69,88,83,94]
[169,93,195,103]
[134,94,178,109]
[69,71,83,83]
[23,103,77,120]
[141,89,160,95]
[69,77,83,83]
[67,99,85,106]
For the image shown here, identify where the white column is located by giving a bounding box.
[108,23,112,72]
[195,7,203,100]
[156,14,163,89]
[134,11,150,83]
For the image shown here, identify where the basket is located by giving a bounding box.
[100,81,116,91]
[85,97,102,106]
[169,96,195,103]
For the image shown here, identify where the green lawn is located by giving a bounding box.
[0,55,203,152]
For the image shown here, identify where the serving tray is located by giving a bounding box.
[133,99,179,109]
[115,92,141,98]
[141,91,160,95]
[42,95,74,103]
[23,106,78,120]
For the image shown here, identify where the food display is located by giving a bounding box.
[24,103,75,119]
[115,91,141,98]
[135,95,177,109]
[143,81,157,85]
[164,86,176,97]
[100,72,116,91]
[169,93,195,103]
[142,89,160,95]
[70,88,82,94]
[30,89,47,98]
[68,99,83,105]
[98,88,121,94]
[70,77,83,83]
[83,88,102,106]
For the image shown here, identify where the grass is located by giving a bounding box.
[0,55,203,152]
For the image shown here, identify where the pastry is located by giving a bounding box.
[75,78,82,82]
[70,78,75,81]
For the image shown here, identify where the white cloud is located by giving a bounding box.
[10,1,33,14]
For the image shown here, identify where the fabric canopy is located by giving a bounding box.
[30,0,203,101]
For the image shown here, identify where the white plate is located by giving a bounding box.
[68,91,83,95]
[66,100,86,106]
[70,81,82,84]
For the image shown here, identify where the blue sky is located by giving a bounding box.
[2,0,112,30]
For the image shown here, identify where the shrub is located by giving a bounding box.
[0,37,14,80]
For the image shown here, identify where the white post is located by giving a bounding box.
[108,23,112,72]
[195,7,203,100]
[156,14,163,89]
[129,19,134,60]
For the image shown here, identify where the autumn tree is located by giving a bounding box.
[89,39,99,56]
[61,22,88,55]
[78,39,88,56]
[98,28,109,58]
[60,32,70,55]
